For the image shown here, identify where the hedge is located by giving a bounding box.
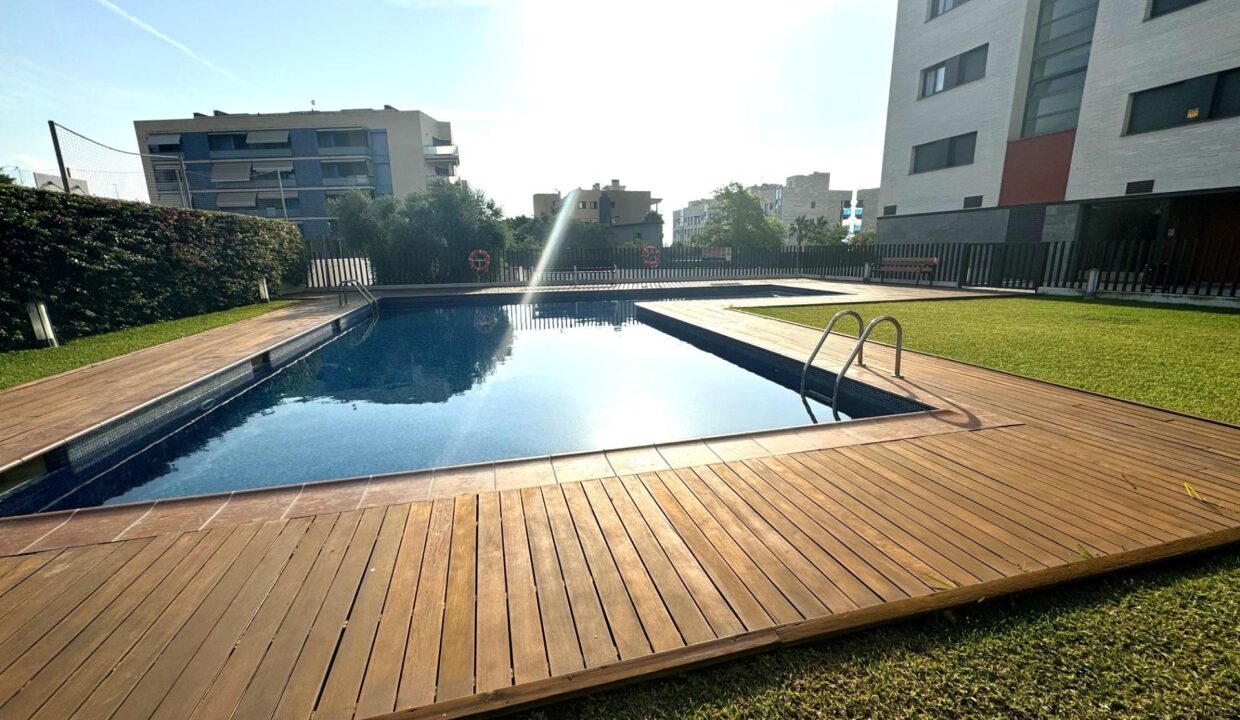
[0,186,307,351]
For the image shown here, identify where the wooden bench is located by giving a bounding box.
[533,264,618,285]
[875,256,938,285]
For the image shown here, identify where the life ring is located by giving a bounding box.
[468,249,491,274]
[641,244,661,269]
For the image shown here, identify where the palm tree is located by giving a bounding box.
[788,215,814,247]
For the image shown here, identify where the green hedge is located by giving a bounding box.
[0,186,307,351]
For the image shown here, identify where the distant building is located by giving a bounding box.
[672,172,867,245]
[854,187,881,233]
[133,106,459,242]
[672,198,713,245]
[877,0,1240,246]
[533,179,663,246]
[33,172,90,195]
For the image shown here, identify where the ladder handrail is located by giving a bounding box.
[800,309,865,397]
[337,279,377,309]
[830,315,903,420]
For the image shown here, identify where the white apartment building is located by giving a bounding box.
[877,0,1240,250]
[672,172,864,244]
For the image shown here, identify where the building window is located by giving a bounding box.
[577,201,586,209]
[963,195,983,208]
[920,44,989,98]
[321,160,370,178]
[911,131,977,174]
[928,0,971,20]
[590,200,598,209]
[883,205,898,216]
[810,201,817,209]
[1126,67,1240,134]
[1021,0,1099,138]
[1149,0,1208,18]
[317,129,368,148]
[207,132,291,151]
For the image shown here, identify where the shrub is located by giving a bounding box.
[0,186,307,351]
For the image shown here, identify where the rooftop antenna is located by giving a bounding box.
[310,99,316,112]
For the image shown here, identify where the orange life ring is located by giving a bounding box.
[468,249,491,274]
[641,244,661,269]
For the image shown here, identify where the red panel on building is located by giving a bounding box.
[998,129,1076,206]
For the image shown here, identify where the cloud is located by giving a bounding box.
[90,0,247,86]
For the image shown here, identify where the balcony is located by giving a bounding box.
[423,145,459,162]
[429,175,460,185]
[321,175,375,188]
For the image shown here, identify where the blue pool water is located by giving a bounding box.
[22,293,924,512]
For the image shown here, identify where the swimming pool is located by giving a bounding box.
[0,289,928,515]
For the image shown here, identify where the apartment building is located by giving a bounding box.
[533,180,663,245]
[134,106,459,241]
[877,0,1240,249]
[672,172,862,244]
[854,187,882,232]
[672,198,713,245]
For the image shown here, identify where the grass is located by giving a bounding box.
[523,295,1240,719]
[0,301,296,391]
[745,296,1240,425]
[530,548,1240,720]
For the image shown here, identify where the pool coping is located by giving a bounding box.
[0,280,1016,554]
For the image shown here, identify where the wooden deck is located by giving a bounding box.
[0,285,1236,719]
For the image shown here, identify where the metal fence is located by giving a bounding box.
[304,238,1239,298]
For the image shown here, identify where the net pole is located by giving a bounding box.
[179,156,191,208]
[48,121,72,194]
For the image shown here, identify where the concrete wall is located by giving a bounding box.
[1067,0,1240,200]
[876,207,1011,244]
[880,0,1039,216]
[856,187,881,232]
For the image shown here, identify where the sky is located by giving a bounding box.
[0,0,897,231]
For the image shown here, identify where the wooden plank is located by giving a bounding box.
[0,533,189,708]
[114,519,309,720]
[521,485,585,677]
[498,490,549,686]
[436,496,480,702]
[315,505,408,718]
[225,511,364,720]
[0,545,115,634]
[560,482,652,660]
[641,471,785,629]
[397,499,456,709]
[617,476,745,638]
[182,515,335,720]
[542,484,618,668]
[474,492,511,694]
[268,508,385,720]
[578,480,685,654]
[0,551,58,599]
[68,521,275,720]
[355,502,433,718]
[15,528,230,720]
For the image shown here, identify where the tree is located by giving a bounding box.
[804,218,849,245]
[329,181,510,284]
[850,229,877,246]
[0,172,15,186]
[788,215,815,247]
[692,182,784,249]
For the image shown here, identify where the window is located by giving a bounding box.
[911,131,977,173]
[1127,67,1240,134]
[920,45,989,98]
[1020,0,1099,138]
[810,201,817,209]
[590,201,598,209]
[317,129,368,148]
[577,201,586,209]
[883,205,898,216]
[207,132,292,151]
[1149,0,1208,18]
[320,160,370,178]
[963,195,984,208]
[928,0,971,20]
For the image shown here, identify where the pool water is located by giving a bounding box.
[32,297,916,511]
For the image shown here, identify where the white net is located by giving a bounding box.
[50,122,188,205]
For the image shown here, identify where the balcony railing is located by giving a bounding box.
[423,145,459,161]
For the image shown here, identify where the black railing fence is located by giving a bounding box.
[304,238,1238,297]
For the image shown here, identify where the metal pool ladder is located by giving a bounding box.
[337,279,378,309]
[800,309,865,396]
[829,316,904,420]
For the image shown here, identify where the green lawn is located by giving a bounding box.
[526,296,1240,720]
[0,301,296,391]
[746,296,1240,425]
